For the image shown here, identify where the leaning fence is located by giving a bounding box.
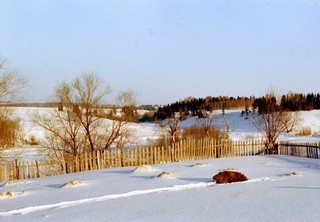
[0,138,265,182]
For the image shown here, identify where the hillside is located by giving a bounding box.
[3,107,320,162]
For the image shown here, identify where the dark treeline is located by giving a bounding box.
[280,93,320,111]
[253,93,320,114]
[155,93,320,120]
[155,96,255,119]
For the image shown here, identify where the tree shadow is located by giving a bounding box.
[46,184,64,189]
[103,170,132,175]
[130,175,153,180]
[178,177,211,183]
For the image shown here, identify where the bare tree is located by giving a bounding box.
[103,90,137,151]
[116,89,138,122]
[162,114,180,144]
[31,105,86,159]
[0,59,28,103]
[32,73,136,159]
[195,112,229,141]
[196,111,216,137]
[281,111,301,133]
[253,91,294,154]
[223,116,230,141]
[0,59,28,159]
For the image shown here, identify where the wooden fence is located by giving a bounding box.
[279,141,320,159]
[0,138,265,182]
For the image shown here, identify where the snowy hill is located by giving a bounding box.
[15,107,320,143]
[180,109,320,142]
[3,107,320,162]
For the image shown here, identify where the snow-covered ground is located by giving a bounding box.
[1,156,319,222]
[1,107,320,221]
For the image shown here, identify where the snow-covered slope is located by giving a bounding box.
[1,156,319,222]
[180,109,320,142]
[4,107,320,162]
[12,107,320,143]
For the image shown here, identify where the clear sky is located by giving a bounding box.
[0,0,320,105]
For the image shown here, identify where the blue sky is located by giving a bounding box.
[1,0,320,105]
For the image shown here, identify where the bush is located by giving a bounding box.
[139,111,155,122]
[296,126,312,136]
[212,171,248,184]
[29,135,39,145]
[182,125,227,140]
[0,108,22,148]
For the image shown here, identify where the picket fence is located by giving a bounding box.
[0,138,265,182]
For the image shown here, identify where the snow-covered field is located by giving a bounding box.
[1,156,319,221]
[1,107,319,221]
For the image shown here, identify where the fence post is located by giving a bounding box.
[15,159,20,180]
[278,141,281,155]
[35,161,40,178]
[31,161,35,178]
[0,163,2,182]
[4,164,7,181]
[26,161,30,179]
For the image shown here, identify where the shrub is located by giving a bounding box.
[182,125,227,140]
[29,135,39,145]
[0,108,22,148]
[296,126,312,136]
[212,171,248,184]
[139,111,155,122]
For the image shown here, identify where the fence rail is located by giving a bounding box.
[279,141,320,159]
[0,138,265,182]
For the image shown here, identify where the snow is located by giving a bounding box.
[1,107,320,221]
[1,156,319,221]
[3,107,320,161]
[180,109,320,142]
[10,107,320,149]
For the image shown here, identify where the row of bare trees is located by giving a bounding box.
[31,74,137,160]
[0,59,28,160]
[0,57,303,160]
[0,58,138,161]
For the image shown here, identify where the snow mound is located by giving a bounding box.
[191,163,207,167]
[0,192,13,198]
[220,168,240,172]
[61,180,82,188]
[282,172,303,177]
[151,171,176,179]
[0,191,24,198]
[5,180,30,186]
[132,165,159,172]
